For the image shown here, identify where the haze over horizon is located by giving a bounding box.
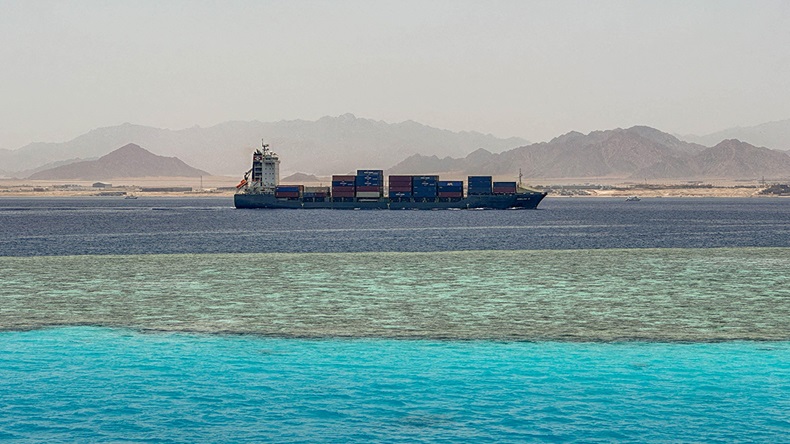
[2,0,789,150]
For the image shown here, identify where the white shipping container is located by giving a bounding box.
[355,191,382,198]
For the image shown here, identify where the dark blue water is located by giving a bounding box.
[1,196,789,256]
[1,196,788,442]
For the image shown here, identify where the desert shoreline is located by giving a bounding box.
[1,176,786,199]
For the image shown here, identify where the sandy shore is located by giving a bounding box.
[0,176,783,198]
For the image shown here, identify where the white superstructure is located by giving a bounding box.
[249,141,280,192]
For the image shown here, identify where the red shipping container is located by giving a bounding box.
[332,191,355,197]
[332,175,356,181]
[275,192,300,198]
[438,192,463,198]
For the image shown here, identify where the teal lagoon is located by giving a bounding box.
[1,328,788,442]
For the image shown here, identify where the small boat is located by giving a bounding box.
[625,195,641,202]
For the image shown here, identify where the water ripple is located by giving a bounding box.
[2,248,788,341]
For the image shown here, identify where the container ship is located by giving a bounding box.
[234,143,547,210]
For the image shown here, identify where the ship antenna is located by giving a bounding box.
[518,168,523,187]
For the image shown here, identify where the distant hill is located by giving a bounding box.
[634,139,790,179]
[281,172,321,183]
[680,119,790,151]
[28,144,209,180]
[390,126,790,180]
[0,114,528,177]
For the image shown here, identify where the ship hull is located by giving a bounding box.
[234,192,547,210]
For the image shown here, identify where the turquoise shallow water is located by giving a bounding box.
[2,248,788,340]
[1,328,787,443]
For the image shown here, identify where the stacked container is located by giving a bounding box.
[412,175,439,198]
[492,181,518,194]
[304,186,330,201]
[388,175,413,198]
[275,185,304,198]
[438,180,464,198]
[332,175,356,198]
[467,176,493,195]
[356,169,384,198]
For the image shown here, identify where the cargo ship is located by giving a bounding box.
[234,142,547,210]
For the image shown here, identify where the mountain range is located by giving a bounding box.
[390,126,790,180]
[27,144,208,180]
[680,119,790,151]
[4,116,790,182]
[0,114,526,178]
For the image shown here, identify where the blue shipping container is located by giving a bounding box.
[357,170,383,176]
[413,189,438,197]
[356,178,382,186]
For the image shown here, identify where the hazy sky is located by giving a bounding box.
[1,0,789,149]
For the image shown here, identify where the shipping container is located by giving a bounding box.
[332,191,355,198]
[332,175,356,181]
[355,191,382,198]
[389,191,412,198]
[492,182,517,194]
[438,181,463,193]
[468,176,493,182]
[356,179,382,185]
[332,180,355,187]
[467,176,492,195]
[355,185,382,192]
[275,185,304,192]
[274,191,300,198]
[357,169,383,176]
[413,190,438,198]
[438,191,463,198]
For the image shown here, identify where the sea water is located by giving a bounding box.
[1,329,787,442]
[1,197,789,442]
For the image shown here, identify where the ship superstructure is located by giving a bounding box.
[238,141,280,194]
